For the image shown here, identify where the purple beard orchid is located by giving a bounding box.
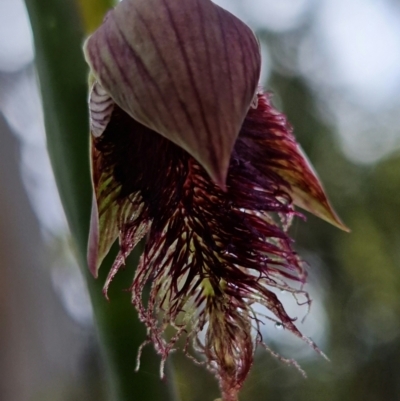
[84,1,348,400]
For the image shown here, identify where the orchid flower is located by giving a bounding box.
[84,1,348,400]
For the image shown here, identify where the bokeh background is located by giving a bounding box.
[1,0,400,400]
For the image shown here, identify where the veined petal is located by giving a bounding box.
[242,93,349,231]
[89,81,114,138]
[83,0,261,187]
[285,145,349,231]
[87,104,151,277]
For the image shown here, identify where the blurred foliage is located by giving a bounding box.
[76,0,115,34]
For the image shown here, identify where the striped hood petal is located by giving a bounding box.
[84,0,261,187]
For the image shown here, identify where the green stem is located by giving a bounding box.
[24,1,179,400]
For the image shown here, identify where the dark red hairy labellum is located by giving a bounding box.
[91,93,324,401]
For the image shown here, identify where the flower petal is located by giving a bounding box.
[243,93,349,231]
[87,103,151,277]
[89,81,114,138]
[284,145,349,231]
[83,0,261,187]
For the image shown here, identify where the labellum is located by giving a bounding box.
[84,1,348,400]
